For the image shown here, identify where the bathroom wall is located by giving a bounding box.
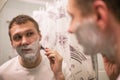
[0,0,7,11]
[97,54,109,80]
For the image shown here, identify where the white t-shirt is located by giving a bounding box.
[0,51,71,80]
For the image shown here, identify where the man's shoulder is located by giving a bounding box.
[0,56,18,72]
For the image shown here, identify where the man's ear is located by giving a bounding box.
[93,0,109,30]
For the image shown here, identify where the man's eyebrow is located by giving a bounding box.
[25,29,34,32]
[13,29,34,36]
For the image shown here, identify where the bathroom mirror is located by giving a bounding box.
[0,0,109,80]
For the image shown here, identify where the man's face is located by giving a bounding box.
[67,0,84,33]
[10,21,41,62]
[67,0,116,61]
[113,25,120,65]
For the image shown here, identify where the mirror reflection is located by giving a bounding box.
[0,0,110,80]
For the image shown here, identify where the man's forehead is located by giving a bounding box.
[67,0,77,12]
[10,23,35,35]
[11,28,33,36]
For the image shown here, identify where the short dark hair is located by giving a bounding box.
[74,0,120,21]
[9,15,40,41]
[103,0,120,21]
[74,0,95,17]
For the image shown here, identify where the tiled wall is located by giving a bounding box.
[97,54,109,80]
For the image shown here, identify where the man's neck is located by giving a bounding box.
[19,53,42,69]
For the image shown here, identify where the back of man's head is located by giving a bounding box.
[74,0,120,21]
[103,0,120,21]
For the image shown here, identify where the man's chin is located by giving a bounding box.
[22,54,37,62]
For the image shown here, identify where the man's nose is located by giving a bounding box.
[21,37,29,46]
[68,25,76,33]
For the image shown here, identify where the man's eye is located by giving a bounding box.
[26,32,34,37]
[13,35,22,41]
[69,13,73,19]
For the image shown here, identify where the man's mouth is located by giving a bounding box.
[21,48,32,52]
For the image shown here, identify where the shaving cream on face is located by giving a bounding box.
[16,39,40,62]
[75,18,116,61]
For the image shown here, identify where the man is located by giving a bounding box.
[67,0,120,80]
[0,15,71,80]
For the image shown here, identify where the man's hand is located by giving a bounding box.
[103,56,120,80]
[45,48,65,80]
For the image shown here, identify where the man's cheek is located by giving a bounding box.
[16,47,23,55]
